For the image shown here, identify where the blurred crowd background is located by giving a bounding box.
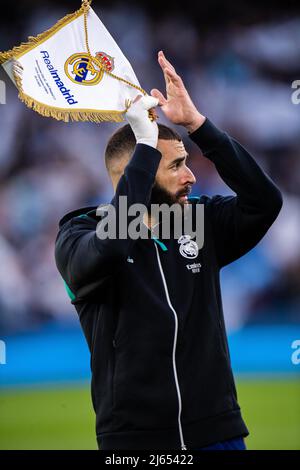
[0,0,300,335]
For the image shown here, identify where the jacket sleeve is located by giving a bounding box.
[55,144,161,299]
[189,118,283,268]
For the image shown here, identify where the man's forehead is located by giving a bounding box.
[173,140,186,153]
[158,139,187,158]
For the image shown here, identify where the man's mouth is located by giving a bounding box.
[177,187,191,202]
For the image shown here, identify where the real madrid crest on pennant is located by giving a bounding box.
[65,51,115,86]
[0,0,151,123]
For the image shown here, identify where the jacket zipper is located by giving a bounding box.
[154,243,187,451]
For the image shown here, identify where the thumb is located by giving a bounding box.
[151,89,167,106]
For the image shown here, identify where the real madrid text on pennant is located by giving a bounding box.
[41,51,79,105]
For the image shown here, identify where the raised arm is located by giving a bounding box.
[55,96,161,300]
[152,50,283,267]
[190,119,283,267]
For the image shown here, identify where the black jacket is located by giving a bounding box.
[55,119,283,450]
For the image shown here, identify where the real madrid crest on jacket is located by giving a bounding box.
[178,235,199,259]
[55,119,282,450]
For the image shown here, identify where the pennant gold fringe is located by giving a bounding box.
[12,62,129,123]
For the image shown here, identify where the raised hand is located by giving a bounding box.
[151,51,206,133]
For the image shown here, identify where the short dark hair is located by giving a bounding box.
[105,123,182,174]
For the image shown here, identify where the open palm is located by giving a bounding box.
[151,51,204,130]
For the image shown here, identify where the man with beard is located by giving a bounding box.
[55,51,282,450]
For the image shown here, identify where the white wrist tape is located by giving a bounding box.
[126,95,159,149]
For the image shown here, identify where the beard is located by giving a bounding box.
[148,182,192,238]
[150,181,191,208]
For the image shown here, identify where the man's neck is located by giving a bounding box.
[143,212,159,231]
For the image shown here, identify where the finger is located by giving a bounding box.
[165,67,183,85]
[158,55,175,75]
[157,53,177,86]
[163,68,172,85]
[158,51,176,73]
[150,88,167,106]
[158,54,175,75]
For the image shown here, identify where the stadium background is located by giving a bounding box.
[0,0,299,450]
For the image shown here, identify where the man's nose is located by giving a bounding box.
[182,166,196,185]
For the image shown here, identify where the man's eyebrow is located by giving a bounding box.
[168,154,189,168]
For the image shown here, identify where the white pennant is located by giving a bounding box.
[0,1,146,123]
